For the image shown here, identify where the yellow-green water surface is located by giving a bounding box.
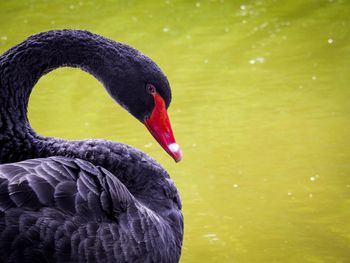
[1,1,349,262]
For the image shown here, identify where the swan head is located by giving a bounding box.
[101,45,182,162]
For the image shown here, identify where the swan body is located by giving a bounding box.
[0,30,183,263]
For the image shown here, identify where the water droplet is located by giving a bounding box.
[256,57,265,63]
[249,57,265,64]
[162,27,169,33]
[328,38,333,44]
[203,233,219,242]
[240,4,246,10]
[310,176,316,181]
[144,143,153,148]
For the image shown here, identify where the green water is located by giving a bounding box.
[1,0,350,262]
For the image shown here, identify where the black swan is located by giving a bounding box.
[0,30,183,263]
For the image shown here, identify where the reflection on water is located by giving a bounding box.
[1,1,350,262]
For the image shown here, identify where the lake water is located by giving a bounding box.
[0,0,349,262]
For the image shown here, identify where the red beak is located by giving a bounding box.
[144,92,182,162]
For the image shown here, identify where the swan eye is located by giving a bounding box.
[146,84,156,94]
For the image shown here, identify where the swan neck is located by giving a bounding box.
[0,30,120,164]
[0,31,116,130]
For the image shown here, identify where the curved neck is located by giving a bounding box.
[0,30,117,128]
[0,30,132,166]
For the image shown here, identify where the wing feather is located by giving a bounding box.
[0,156,181,262]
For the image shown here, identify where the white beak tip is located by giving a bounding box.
[168,143,180,152]
[168,143,183,162]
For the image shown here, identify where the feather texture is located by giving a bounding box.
[0,157,182,262]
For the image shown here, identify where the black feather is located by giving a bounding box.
[0,30,183,263]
